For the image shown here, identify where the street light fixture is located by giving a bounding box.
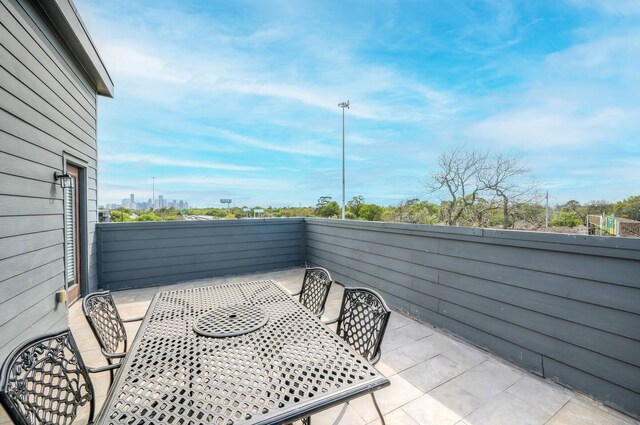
[338,100,350,220]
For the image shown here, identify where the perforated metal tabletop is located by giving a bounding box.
[95,280,389,424]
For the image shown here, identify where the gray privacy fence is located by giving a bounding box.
[305,218,640,418]
[97,219,305,290]
[96,218,640,417]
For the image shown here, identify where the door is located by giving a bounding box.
[65,164,81,304]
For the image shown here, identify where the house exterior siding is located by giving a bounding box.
[0,0,110,364]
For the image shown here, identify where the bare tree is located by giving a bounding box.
[426,145,538,228]
[479,151,539,228]
[425,146,488,225]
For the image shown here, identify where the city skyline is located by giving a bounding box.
[100,193,189,210]
[78,0,640,207]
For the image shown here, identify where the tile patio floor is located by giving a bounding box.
[1,267,637,425]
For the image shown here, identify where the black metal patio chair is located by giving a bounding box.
[0,329,121,425]
[290,267,333,317]
[82,291,144,384]
[322,286,392,424]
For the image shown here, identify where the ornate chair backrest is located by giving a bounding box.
[299,267,333,316]
[83,291,127,355]
[0,330,95,425]
[335,287,391,363]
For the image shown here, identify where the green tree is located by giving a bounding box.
[462,197,494,227]
[111,209,132,222]
[613,196,640,221]
[316,196,332,209]
[584,200,614,216]
[549,212,582,227]
[358,204,384,221]
[347,195,365,217]
[511,203,546,228]
[135,213,162,222]
[558,200,585,222]
[383,199,439,224]
[316,201,341,218]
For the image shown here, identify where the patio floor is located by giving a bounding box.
[2,267,636,425]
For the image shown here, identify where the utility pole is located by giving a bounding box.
[338,100,350,220]
[545,190,549,229]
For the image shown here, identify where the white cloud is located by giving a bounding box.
[544,32,640,83]
[468,106,629,149]
[101,153,262,171]
[460,29,640,151]
[568,0,640,16]
[203,127,335,157]
[151,176,296,190]
[95,33,456,125]
[101,43,190,84]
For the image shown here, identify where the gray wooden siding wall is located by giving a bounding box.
[97,219,306,290]
[0,0,99,362]
[305,218,640,417]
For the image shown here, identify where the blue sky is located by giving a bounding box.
[77,0,640,208]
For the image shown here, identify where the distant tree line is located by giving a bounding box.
[106,144,639,234]
[107,195,639,234]
[311,194,639,230]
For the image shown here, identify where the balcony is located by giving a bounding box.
[2,218,638,424]
[66,267,634,425]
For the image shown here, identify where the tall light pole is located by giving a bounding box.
[152,176,156,211]
[545,190,549,229]
[338,100,350,220]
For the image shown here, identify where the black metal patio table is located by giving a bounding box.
[95,280,389,424]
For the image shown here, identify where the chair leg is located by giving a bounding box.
[108,358,114,386]
[371,393,385,425]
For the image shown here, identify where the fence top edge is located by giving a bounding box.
[304,218,640,250]
[97,218,305,231]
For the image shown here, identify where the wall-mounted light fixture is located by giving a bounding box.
[55,289,68,304]
[54,171,75,188]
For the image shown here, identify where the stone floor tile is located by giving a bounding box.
[0,406,10,425]
[403,382,484,425]
[366,408,420,425]
[377,345,421,375]
[349,374,422,423]
[94,395,107,416]
[302,404,366,425]
[506,375,573,416]
[403,333,457,363]
[387,312,417,331]
[397,321,435,340]
[445,360,522,403]
[462,390,552,425]
[546,400,635,425]
[374,358,397,378]
[380,329,418,352]
[399,355,467,393]
[440,344,488,370]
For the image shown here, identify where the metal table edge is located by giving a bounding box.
[253,376,390,425]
